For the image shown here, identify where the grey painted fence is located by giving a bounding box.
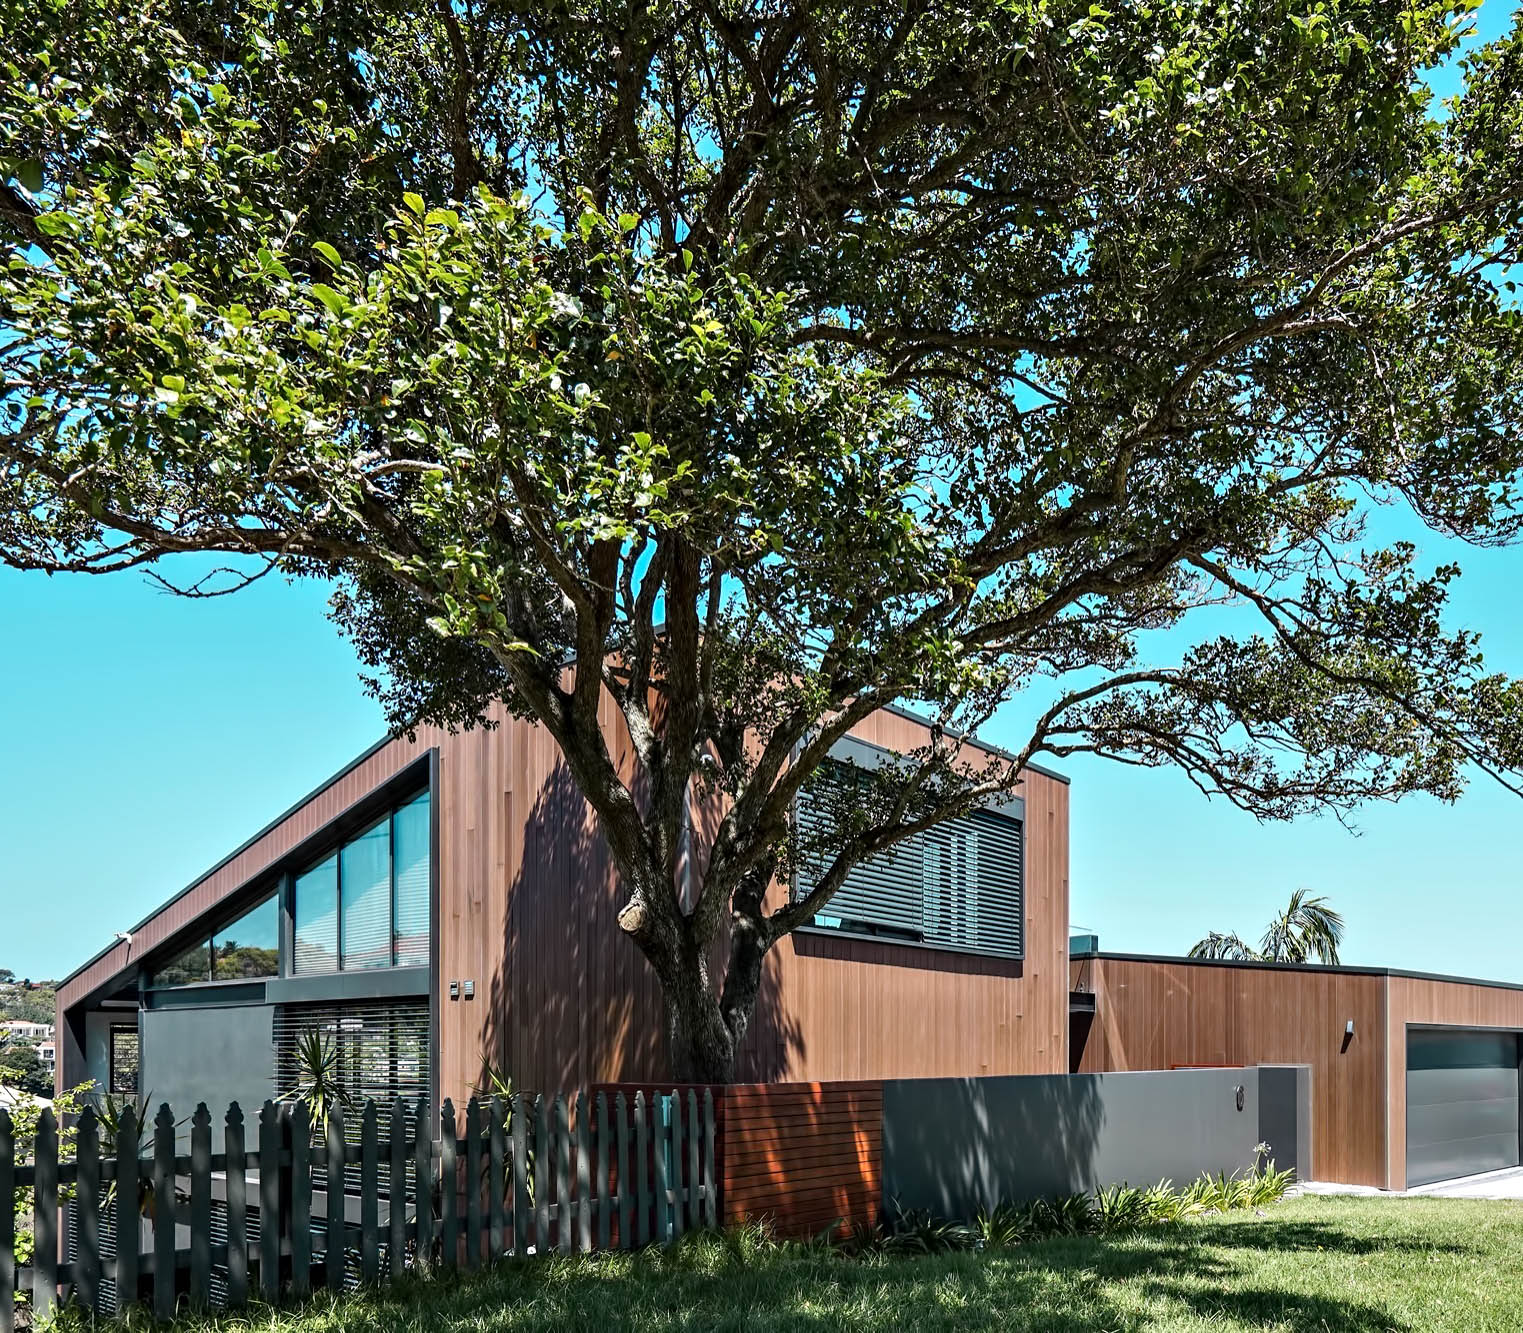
[1,1089,717,1330]
[883,1065,1311,1219]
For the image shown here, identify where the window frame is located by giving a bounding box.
[291,785,432,977]
[791,733,1027,961]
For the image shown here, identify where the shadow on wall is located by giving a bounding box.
[883,1069,1266,1219]
[478,760,803,1094]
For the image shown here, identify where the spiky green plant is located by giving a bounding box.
[282,1028,355,1140]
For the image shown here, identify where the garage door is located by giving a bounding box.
[1406,1030,1520,1188]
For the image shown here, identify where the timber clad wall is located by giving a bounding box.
[1074,955,1523,1190]
[720,1082,883,1237]
[1385,976,1523,1190]
[1071,956,1387,1186]
[61,698,1068,1111]
[438,700,1068,1106]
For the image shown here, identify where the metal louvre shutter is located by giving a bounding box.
[274,1000,431,1193]
[796,770,1024,958]
[796,790,925,936]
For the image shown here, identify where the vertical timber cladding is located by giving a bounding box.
[1070,957,1388,1188]
[1385,976,1523,1189]
[437,698,1073,1100]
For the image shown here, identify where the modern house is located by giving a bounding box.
[51,699,1523,1194]
[54,704,1071,1127]
[1072,950,1523,1190]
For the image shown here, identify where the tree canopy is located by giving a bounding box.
[4,0,1523,1078]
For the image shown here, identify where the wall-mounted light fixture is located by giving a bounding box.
[1346,1019,1355,1037]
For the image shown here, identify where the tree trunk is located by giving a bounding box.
[665,968,739,1083]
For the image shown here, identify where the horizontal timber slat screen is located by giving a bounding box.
[0,1088,716,1329]
[720,1082,884,1239]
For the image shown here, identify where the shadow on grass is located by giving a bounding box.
[295,1219,1414,1333]
[1193,1216,1472,1257]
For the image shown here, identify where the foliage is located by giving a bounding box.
[0,985,57,1028]
[0,1038,52,1098]
[474,1061,536,1199]
[6,0,1523,1080]
[1191,889,1346,963]
[281,1029,355,1138]
[2,1081,89,1280]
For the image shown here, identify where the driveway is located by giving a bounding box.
[1407,1167,1523,1200]
[1297,1167,1523,1200]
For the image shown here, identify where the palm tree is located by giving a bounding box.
[1189,890,1344,965]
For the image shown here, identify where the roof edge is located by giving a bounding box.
[57,730,401,994]
[1071,949,1523,995]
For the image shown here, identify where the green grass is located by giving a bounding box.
[57,1195,1523,1332]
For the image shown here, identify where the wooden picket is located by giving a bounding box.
[1,1087,717,1326]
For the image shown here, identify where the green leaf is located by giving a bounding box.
[16,159,43,193]
[402,192,426,217]
[161,374,186,394]
[618,212,640,233]
[34,212,71,237]
[311,240,342,269]
[309,284,347,318]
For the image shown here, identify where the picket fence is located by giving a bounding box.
[0,1088,717,1330]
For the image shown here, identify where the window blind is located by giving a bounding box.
[795,766,1024,957]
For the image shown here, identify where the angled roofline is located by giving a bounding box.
[56,732,400,993]
[1071,949,1523,995]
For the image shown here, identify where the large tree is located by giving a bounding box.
[4,0,1523,1080]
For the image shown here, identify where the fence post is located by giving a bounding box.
[258,1102,281,1303]
[226,1103,248,1309]
[575,1093,591,1253]
[554,1095,570,1255]
[596,1093,611,1252]
[360,1101,379,1284]
[190,1104,212,1310]
[488,1097,505,1261]
[290,1102,313,1298]
[511,1093,528,1257]
[669,1092,684,1241]
[634,1092,650,1247]
[388,1097,407,1278]
[533,1095,548,1256]
[464,1098,482,1270]
[439,1100,457,1273]
[687,1090,701,1232]
[413,1095,433,1265]
[115,1104,141,1314]
[76,1105,101,1315]
[615,1093,631,1251]
[702,1090,717,1230]
[151,1104,176,1321]
[326,1104,346,1294]
[653,1094,670,1245]
[1,1108,14,1333]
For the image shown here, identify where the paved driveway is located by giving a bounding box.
[1407,1167,1523,1200]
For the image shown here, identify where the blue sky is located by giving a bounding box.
[3,3,1521,985]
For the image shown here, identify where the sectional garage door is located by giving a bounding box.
[1406,1029,1521,1188]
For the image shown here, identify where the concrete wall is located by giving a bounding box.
[883,1066,1306,1218]
[140,1004,276,1136]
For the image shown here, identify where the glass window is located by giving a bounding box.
[392,791,431,967]
[212,894,279,979]
[341,818,392,970]
[109,1027,140,1095]
[294,855,339,974]
[154,940,210,987]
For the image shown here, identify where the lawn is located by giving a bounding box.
[68,1195,1523,1333]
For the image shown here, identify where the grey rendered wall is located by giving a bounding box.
[140,1004,276,1137]
[883,1067,1303,1218]
[1256,1064,1312,1181]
